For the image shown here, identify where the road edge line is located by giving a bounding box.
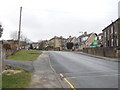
[59,74,76,90]
[47,53,66,88]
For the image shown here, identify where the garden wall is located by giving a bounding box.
[82,47,120,58]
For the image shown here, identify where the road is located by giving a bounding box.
[47,51,119,88]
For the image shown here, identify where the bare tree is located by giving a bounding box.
[20,34,31,43]
[10,31,31,49]
[10,31,30,42]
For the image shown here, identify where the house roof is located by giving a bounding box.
[78,33,97,44]
[102,18,120,31]
[98,33,103,36]
[49,36,63,41]
[78,33,93,38]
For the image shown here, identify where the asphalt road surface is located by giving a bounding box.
[47,51,119,88]
[5,59,34,72]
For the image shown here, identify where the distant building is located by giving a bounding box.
[32,42,39,49]
[61,38,68,50]
[94,33,103,47]
[48,36,63,50]
[38,40,49,50]
[78,32,97,49]
[102,18,120,47]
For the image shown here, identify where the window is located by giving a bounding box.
[105,42,106,47]
[108,29,109,36]
[111,39,113,46]
[104,31,106,37]
[114,24,117,34]
[117,39,119,46]
[111,26,113,34]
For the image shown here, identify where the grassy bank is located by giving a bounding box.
[7,49,42,61]
[2,67,31,88]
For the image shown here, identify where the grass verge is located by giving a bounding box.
[7,49,42,61]
[2,67,31,88]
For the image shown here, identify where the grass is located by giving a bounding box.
[7,49,42,61]
[2,70,31,88]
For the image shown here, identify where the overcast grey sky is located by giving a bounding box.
[0,0,119,42]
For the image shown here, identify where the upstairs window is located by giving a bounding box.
[104,31,106,37]
[111,26,113,34]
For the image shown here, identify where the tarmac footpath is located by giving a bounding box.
[29,52,69,88]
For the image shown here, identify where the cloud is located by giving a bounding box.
[0,0,119,42]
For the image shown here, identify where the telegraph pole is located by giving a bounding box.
[18,7,22,50]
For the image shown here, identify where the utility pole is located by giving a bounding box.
[18,7,22,50]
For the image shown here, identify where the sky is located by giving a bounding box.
[0,0,119,42]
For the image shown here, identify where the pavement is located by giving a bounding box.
[47,51,119,88]
[29,52,70,88]
[75,51,120,62]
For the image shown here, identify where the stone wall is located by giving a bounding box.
[82,47,120,58]
[3,43,17,57]
[5,49,16,57]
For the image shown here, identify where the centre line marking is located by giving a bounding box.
[59,74,76,90]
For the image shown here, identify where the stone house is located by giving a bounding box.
[62,36,77,50]
[48,36,63,50]
[78,32,97,50]
[102,18,120,47]
[61,38,68,50]
[38,40,49,50]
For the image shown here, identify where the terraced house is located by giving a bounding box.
[102,18,120,47]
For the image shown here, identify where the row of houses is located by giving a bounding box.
[32,18,119,51]
[2,18,119,52]
[36,32,102,51]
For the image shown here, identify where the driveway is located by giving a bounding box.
[5,59,34,72]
